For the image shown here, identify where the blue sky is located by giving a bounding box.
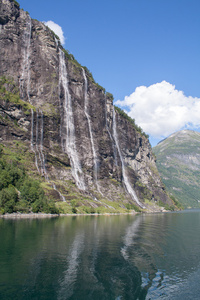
[18,0,200,146]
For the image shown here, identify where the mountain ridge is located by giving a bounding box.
[153,129,200,208]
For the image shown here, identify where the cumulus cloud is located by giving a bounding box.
[44,20,65,45]
[115,81,200,139]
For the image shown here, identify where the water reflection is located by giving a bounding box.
[120,211,200,299]
[58,231,85,300]
[0,211,200,299]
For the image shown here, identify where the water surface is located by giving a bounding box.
[0,210,200,299]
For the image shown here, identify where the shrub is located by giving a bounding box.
[0,185,19,213]
[72,207,77,214]
[125,203,142,212]
[0,154,58,214]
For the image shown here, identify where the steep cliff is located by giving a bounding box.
[0,0,175,213]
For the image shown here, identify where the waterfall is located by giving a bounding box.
[19,17,66,201]
[105,94,118,167]
[20,14,32,102]
[37,110,66,201]
[34,109,49,181]
[105,94,113,143]
[35,109,42,169]
[52,183,66,202]
[30,109,39,172]
[36,109,66,201]
[38,110,66,201]
[82,68,100,191]
[19,14,39,172]
[59,49,85,191]
[39,110,49,181]
[30,109,34,149]
[113,108,145,208]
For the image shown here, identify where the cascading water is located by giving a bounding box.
[35,109,66,200]
[82,68,101,191]
[30,109,39,172]
[113,108,145,208]
[19,16,41,177]
[36,109,66,201]
[39,110,49,181]
[20,14,32,102]
[52,183,66,202]
[35,109,42,170]
[19,16,66,201]
[59,49,85,191]
[105,94,118,167]
[34,109,49,181]
[19,15,38,170]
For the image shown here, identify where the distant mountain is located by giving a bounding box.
[153,130,200,208]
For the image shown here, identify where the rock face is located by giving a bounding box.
[0,0,174,212]
[153,130,200,209]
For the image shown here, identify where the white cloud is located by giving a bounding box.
[115,81,200,139]
[44,20,65,45]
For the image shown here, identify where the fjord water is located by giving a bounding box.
[1,211,200,299]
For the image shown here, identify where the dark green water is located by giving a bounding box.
[1,210,200,300]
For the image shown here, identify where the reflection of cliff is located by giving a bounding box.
[0,216,145,299]
[58,231,85,300]
[0,0,174,213]
[121,216,160,297]
[1,212,200,299]
[56,216,144,300]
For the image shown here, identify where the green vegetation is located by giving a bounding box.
[49,29,60,42]
[125,203,142,212]
[0,145,59,215]
[170,195,184,210]
[106,92,114,102]
[62,49,81,68]
[114,106,149,138]
[135,180,153,202]
[0,139,145,215]
[157,200,175,211]
[0,76,34,113]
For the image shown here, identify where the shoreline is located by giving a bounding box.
[0,209,168,219]
[0,212,137,219]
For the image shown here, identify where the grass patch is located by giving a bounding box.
[0,76,35,113]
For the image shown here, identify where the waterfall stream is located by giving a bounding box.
[59,50,85,191]
[39,110,49,181]
[34,109,49,181]
[18,19,143,205]
[105,94,118,167]
[19,17,66,201]
[20,14,32,102]
[19,15,38,170]
[113,108,145,208]
[35,109,42,171]
[52,184,66,202]
[37,109,66,201]
[82,68,101,192]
